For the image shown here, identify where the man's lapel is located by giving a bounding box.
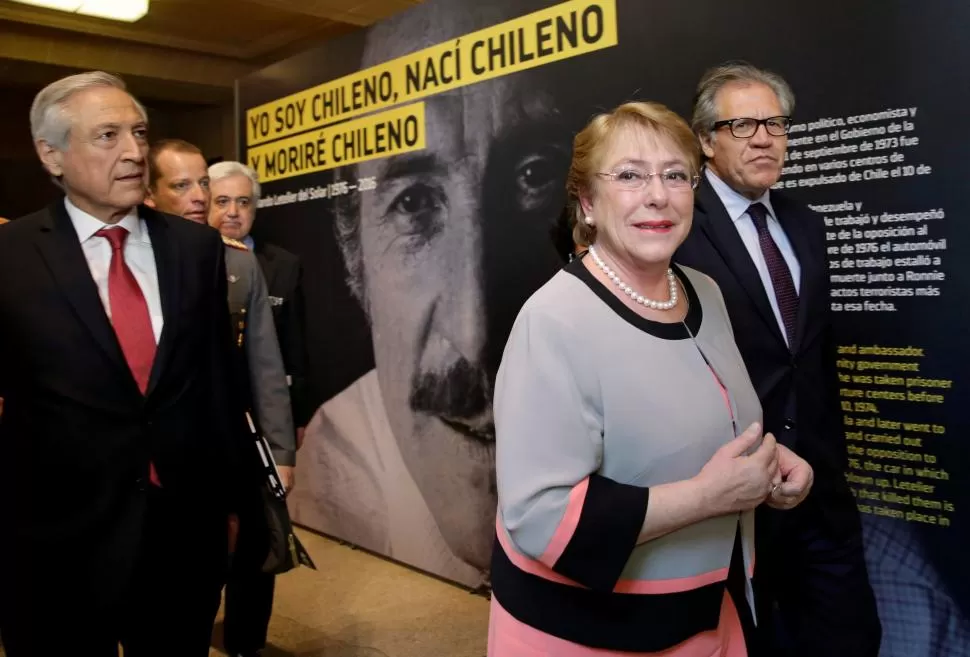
[142,205,180,396]
[34,200,133,383]
[693,177,785,345]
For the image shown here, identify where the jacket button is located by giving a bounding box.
[135,477,146,491]
[784,418,795,430]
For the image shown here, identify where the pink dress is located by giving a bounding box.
[488,589,746,657]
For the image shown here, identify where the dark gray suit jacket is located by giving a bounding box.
[224,240,295,466]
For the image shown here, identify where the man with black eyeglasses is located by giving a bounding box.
[676,61,881,657]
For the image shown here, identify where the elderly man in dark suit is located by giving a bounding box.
[0,71,243,656]
[675,61,881,657]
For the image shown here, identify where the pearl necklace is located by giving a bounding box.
[588,245,678,311]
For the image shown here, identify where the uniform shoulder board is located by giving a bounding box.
[222,235,249,251]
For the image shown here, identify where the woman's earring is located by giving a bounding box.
[584,215,594,226]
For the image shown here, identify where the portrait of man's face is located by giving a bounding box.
[342,3,574,570]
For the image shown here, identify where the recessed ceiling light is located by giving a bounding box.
[9,0,149,22]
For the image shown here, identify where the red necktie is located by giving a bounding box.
[97,227,161,485]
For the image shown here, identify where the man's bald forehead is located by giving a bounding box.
[153,149,205,178]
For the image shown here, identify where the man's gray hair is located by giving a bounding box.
[209,161,261,200]
[30,71,147,150]
[691,61,795,138]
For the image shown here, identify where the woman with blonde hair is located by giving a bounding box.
[488,101,814,655]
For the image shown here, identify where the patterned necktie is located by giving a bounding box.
[97,227,161,485]
[747,203,798,348]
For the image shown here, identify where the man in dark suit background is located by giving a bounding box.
[675,62,881,657]
[144,142,296,479]
[0,71,241,656]
[145,147,295,657]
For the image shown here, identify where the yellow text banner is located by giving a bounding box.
[245,0,617,147]
[247,102,426,183]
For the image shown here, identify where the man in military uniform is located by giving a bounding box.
[206,161,311,450]
[145,139,295,657]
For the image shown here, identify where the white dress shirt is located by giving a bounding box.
[65,198,164,343]
[705,168,801,346]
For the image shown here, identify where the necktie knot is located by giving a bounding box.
[748,203,770,234]
[96,226,129,251]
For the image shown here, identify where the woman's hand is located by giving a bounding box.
[695,422,779,515]
[765,444,813,510]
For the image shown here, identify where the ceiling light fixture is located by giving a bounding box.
[9,0,149,22]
